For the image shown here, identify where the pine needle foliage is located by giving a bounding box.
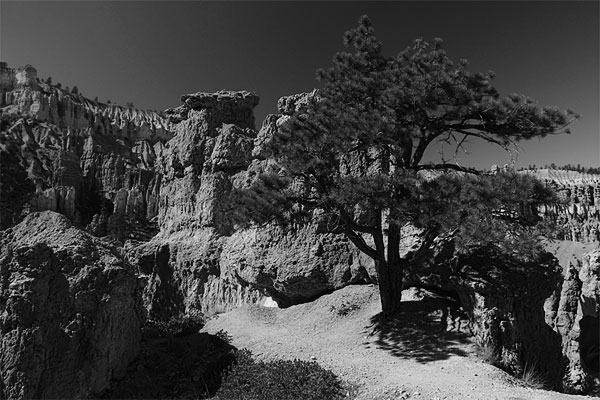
[237,15,575,317]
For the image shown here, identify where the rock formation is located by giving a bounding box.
[544,241,600,393]
[133,89,373,320]
[0,211,143,398]
[1,64,373,323]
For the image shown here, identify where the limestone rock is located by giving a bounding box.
[0,211,143,398]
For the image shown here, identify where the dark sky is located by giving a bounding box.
[2,1,598,169]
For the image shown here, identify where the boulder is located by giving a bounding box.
[0,211,143,398]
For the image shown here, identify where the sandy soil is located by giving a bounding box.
[203,284,595,400]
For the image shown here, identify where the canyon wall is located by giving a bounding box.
[0,63,171,239]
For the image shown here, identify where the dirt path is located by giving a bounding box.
[203,284,594,400]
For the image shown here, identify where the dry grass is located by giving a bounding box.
[521,363,548,390]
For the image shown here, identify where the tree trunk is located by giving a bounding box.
[376,258,404,318]
[375,223,404,318]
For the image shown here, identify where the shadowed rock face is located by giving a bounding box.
[546,246,600,393]
[0,212,143,398]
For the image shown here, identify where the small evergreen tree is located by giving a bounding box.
[236,16,576,317]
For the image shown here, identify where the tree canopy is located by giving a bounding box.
[239,16,576,317]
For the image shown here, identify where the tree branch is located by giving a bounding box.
[416,163,480,175]
[342,227,378,259]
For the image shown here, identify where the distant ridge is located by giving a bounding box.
[521,168,600,185]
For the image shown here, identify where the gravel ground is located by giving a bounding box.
[203,284,595,400]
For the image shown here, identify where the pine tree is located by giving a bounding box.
[236,15,576,317]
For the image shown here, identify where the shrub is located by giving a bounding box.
[330,300,361,316]
[217,349,345,400]
[476,343,499,366]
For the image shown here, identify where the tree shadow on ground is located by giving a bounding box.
[367,298,471,363]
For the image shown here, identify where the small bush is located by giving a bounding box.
[330,300,361,316]
[217,349,345,400]
[476,343,499,366]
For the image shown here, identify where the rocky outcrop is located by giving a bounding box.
[221,224,372,306]
[461,250,565,388]
[544,242,600,393]
[132,90,373,320]
[0,211,143,398]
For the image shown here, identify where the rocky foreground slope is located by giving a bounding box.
[1,63,599,396]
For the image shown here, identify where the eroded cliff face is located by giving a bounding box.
[529,169,600,243]
[0,63,170,237]
[0,212,143,399]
